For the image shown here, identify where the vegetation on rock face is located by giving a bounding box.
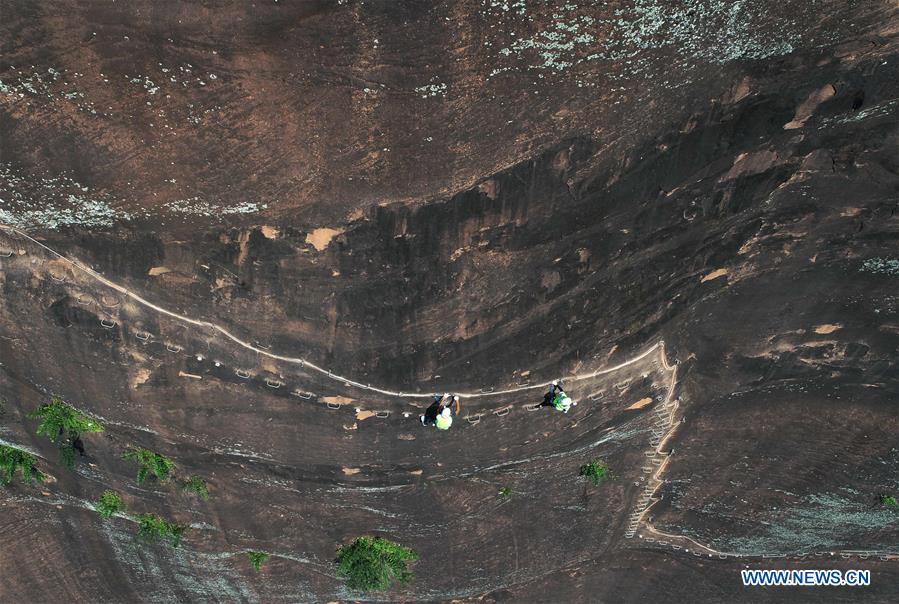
[95,490,124,518]
[498,487,513,499]
[880,494,898,508]
[30,397,103,467]
[579,459,612,486]
[335,536,418,592]
[136,513,186,547]
[122,447,173,483]
[247,551,271,571]
[182,475,209,500]
[0,444,42,485]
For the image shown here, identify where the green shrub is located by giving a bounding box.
[30,398,103,467]
[0,444,42,485]
[96,490,123,518]
[880,494,898,508]
[498,487,513,499]
[122,447,173,483]
[335,536,418,592]
[136,513,186,547]
[579,459,611,486]
[247,551,270,571]
[182,475,209,500]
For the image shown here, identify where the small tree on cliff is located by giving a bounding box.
[247,551,271,572]
[579,458,612,486]
[30,398,103,467]
[0,444,43,485]
[335,536,418,592]
[122,447,173,484]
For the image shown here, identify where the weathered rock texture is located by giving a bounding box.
[2,0,899,602]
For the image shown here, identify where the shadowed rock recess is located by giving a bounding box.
[2,1,899,602]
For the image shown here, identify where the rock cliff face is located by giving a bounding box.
[2,1,899,602]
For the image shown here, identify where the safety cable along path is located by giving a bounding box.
[0,224,668,399]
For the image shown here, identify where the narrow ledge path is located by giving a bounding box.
[0,224,667,399]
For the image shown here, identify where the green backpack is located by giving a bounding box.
[552,393,572,412]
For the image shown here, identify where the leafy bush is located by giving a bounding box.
[96,490,123,518]
[182,475,209,500]
[498,487,513,499]
[30,398,103,467]
[247,551,270,571]
[579,459,611,486]
[0,444,42,485]
[880,494,898,508]
[335,536,418,592]
[136,513,186,547]
[122,447,173,483]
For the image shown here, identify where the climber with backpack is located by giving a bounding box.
[420,393,459,429]
[541,380,576,413]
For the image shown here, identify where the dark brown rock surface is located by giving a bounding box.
[2,1,899,602]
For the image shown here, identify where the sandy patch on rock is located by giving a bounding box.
[148,266,171,276]
[784,84,836,129]
[701,268,728,283]
[355,410,376,421]
[814,324,842,334]
[306,227,343,251]
[322,396,354,406]
[799,149,833,173]
[130,368,151,389]
[541,270,562,291]
[346,208,366,222]
[342,467,361,476]
[627,397,653,410]
[236,230,252,266]
[722,151,781,181]
[725,75,753,104]
[478,179,498,199]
